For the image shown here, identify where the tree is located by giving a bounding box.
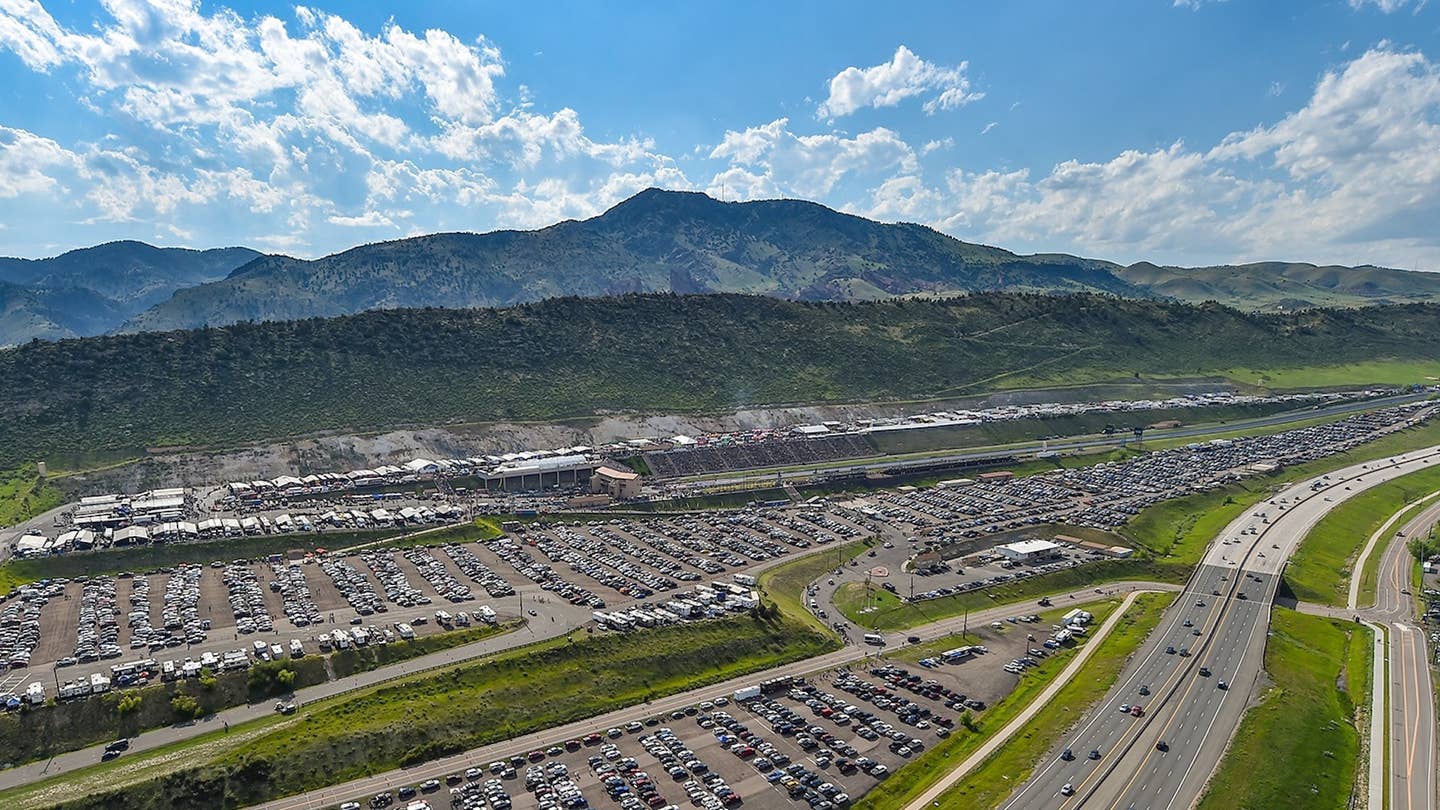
[1408,537,1438,564]
[170,693,202,719]
[959,709,977,732]
[114,692,143,716]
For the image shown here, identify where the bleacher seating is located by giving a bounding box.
[644,433,878,478]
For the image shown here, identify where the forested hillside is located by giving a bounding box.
[3,293,1438,469]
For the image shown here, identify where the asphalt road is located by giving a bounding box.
[246,580,1184,810]
[0,542,830,790]
[1002,444,1440,810]
[1368,496,1440,810]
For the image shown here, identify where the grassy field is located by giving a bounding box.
[1222,360,1440,390]
[854,592,1169,810]
[1286,465,1440,606]
[1118,482,1265,566]
[831,556,1176,633]
[758,540,874,634]
[0,467,64,528]
[1196,609,1370,810]
[5,613,836,810]
[373,517,505,549]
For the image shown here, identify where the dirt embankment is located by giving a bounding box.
[53,380,1236,498]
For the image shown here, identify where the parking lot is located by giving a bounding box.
[0,405,1424,715]
[0,508,877,706]
[366,662,974,810]
[350,600,1100,810]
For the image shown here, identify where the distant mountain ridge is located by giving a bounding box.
[121,190,1140,332]
[4,190,1439,343]
[0,241,261,343]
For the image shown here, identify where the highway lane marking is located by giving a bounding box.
[1400,625,1422,810]
[1056,449,1440,810]
[1054,570,1250,809]
[998,585,1214,809]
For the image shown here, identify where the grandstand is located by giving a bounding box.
[643,433,878,478]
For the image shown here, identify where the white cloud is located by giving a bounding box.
[0,0,692,257]
[328,211,396,228]
[845,45,1440,269]
[980,121,998,135]
[0,125,75,197]
[816,45,982,118]
[920,137,954,155]
[709,117,917,199]
[1348,0,1418,11]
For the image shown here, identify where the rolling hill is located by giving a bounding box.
[1117,261,1440,311]
[3,292,1438,469]
[6,190,1440,344]
[0,241,261,343]
[121,189,1138,332]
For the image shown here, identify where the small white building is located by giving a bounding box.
[996,538,1061,563]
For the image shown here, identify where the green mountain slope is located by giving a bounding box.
[1118,261,1440,311]
[5,293,1438,469]
[0,241,261,342]
[122,190,1140,332]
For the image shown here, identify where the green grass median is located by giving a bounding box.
[1287,464,1440,606]
[854,591,1169,810]
[1196,609,1370,810]
[758,539,873,635]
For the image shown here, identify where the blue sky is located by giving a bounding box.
[1,0,1439,270]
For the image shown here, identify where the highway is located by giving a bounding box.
[1002,444,1440,810]
[1366,495,1440,810]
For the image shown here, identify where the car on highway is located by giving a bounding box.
[1088,749,1101,760]
[1061,783,1075,796]
[1156,740,1169,752]
[1060,748,1074,761]
[1218,680,1228,690]
[1138,685,1150,696]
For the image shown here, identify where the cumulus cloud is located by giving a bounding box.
[708,117,917,200]
[0,125,75,197]
[0,0,691,256]
[842,45,1440,269]
[816,45,982,118]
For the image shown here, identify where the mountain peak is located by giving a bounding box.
[599,187,722,219]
